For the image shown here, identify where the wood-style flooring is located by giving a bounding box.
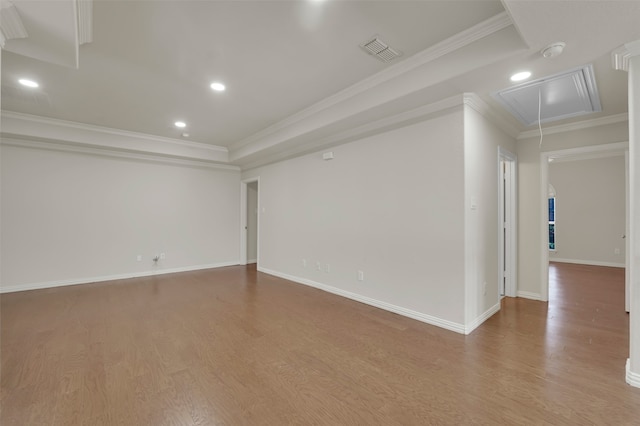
[1,262,639,425]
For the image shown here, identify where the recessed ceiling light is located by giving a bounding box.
[174,121,186,128]
[18,78,39,88]
[210,82,226,92]
[510,71,532,82]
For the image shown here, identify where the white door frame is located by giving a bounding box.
[499,147,518,298]
[240,177,260,266]
[539,142,629,303]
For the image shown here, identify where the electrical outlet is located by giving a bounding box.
[357,270,364,281]
[316,261,321,271]
[160,253,166,259]
[326,264,331,273]
[614,248,621,255]
[302,259,307,268]
[137,255,142,262]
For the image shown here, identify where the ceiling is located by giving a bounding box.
[2,1,640,169]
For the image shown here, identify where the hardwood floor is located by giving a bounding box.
[1,262,639,425]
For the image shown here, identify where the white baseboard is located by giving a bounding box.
[247,259,257,264]
[465,302,501,335]
[626,359,640,388]
[550,258,625,268]
[258,267,466,335]
[0,261,239,294]
[517,291,544,301]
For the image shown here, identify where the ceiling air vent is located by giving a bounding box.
[492,64,602,127]
[360,36,402,63]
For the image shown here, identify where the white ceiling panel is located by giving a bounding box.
[492,64,602,126]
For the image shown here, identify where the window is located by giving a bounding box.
[548,197,556,250]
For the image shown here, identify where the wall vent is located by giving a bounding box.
[360,36,402,63]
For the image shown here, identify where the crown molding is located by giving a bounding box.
[229,12,513,152]
[2,111,226,151]
[612,40,640,72]
[462,93,520,138]
[1,137,240,172]
[549,148,626,164]
[1,110,230,163]
[238,95,463,171]
[517,113,628,140]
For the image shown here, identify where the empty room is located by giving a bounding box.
[2,1,640,424]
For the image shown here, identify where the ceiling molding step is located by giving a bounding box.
[231,23,520,164]
[550,149,626,164]
[544,141,628,162]
[517,113,629,140]
[0,0,28,47]
[1,111,229,163]
[76,0,93,45]
[1,137,240,172]
[462,93,520,138]
[612,39,640,72]
[237,95,464,171]
[229,12,513,152]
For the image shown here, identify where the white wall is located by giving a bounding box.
[243,110,468,330]
[247,181,258,263]
[549,156,626,267]
[517,121,629,298]
[1,143,241,291]
[463,105,517,326]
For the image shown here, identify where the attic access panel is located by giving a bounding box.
[492,64,602,127]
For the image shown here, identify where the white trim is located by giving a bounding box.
[1,111,227,151]
[237,95,463,170]
[258,267,466,335]
[240,177,260,266]
[544,141,629,161]
[0,261,239,294]
[540,149,551,302]
[622,145,631,313]
[517,291,544,301]
[613,40,640,72]
[230,12,512,151]
[1,110,229,163]
[550,258,625,268]
[464,93,520,138]
[498,147,518,298]
[247,259,257,264]
[1,137,241,171]
[465,302,501,335]
[627,359,640,388]
[549,149,625,164]
[518,113,628,140]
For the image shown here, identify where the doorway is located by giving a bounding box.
[499,147,517,298]
[540,142,629,308]
[240,178,260,266]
